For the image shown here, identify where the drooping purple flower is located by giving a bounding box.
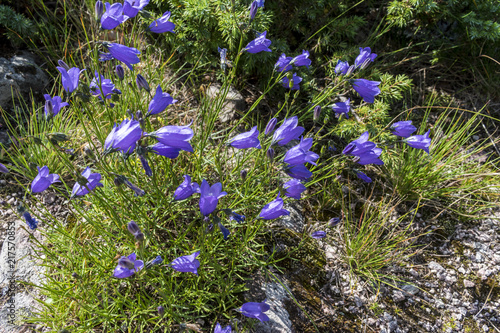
[259,192,290,220]
[228,126,261,149]
[272,116,304,146]
[101,42,141,70]
[148,124,193,152]
[290,50,311,68]
[113,253,144,278]
[243,31,271,54]
[0,163,8,173]
[311,231,326,239]
[354,47,377,68]
[283,137,319,166]
[101,2,128,30]
[150,142,181,159]
[104,118,142,153]
[149,11,175,33]
[148,85,178,115]
[90,72,121,100]
[123,0,149,18]
[31,166,60,193]
[355,171,372,183]
[351,79,381,103]
[198,180,227,216]
[342,131,376,156]
[43,94,68,117]
[71,167,103,196]
[249,1,258,22]
[239,301,270,322]
[335,60,349,75]
[148,255,163,267]
[229,211,245,223]
[115,65,125,80]
[170,251,200,275]
[22,211,38,230]
[57,66,84,93]
[355,147,384,165]
[218,222,230,240]
[214,322,232,333]
[283,179,306,199]
[404,130,431,154]
[284,164,312,180]
[391,121,417,138]
[95,0,104,20]
[281,73,302,90]
[332,99,351,119]
[275,53,292,72]
[264,117,277,135]
[174,175,199,201]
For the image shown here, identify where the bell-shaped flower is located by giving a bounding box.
[170,251,200,275]
[275,53,292,72]
[101,2,128,30]
[351,79,381,103]
[214,322,232,333]
[71,167,103,196]
[332,99,351,119]
[355,147,384,165]
[43,94,68,116]
[354,47,377,68]
[123,0,149,18]
[264,118,277,135]
[342,131,376,157]
[243,31,271,53]
[283,137,319,166]
[90,72,121,100]
[218,222,230,240]
[23,211,38,230]
[272,116,304,146]
[198,180,227,216]
[148,124,194,152]
[228,126,261,149]
[281,73,302,90]
[105,118,142,154]
[290,50,311,68]
[283,179,306,199]
[57,66,84,93]
[149,11,175,33]
[101,42,141,70]
[284,164,312,180]
[335,60,349,75]
[391,120,417,138]
[239,301,270,322]
[311,231,326,239]
[404,130,431,154]
[174,175,199,201]
[148,85,178,115]
[150,142,181,159]
[355,170,372,183]
[113,253,144,278]
[259,192,290,220]
[31,166,60,193]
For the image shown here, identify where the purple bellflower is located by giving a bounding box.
[391,120,417,138]
[335,60,349,75]
[214,322,232,333]
[355,171,372,183]
[22,211,38,230]
[139,155,152,177]
[198,180,227,216]
[104,118,142,154]
[101,2,128,30]
[148,124,194,152]
[113,253,144,278]
[272,116,304,146]
[123,0,149,18]
[249,1,258,22]
[290,50,311,68]
[148,85,178,115]
[149,11,175,33]
[218,222,230,240]
[342,132,383,165]
[351,79,381,103]
[43,94,68,117]
[57,66,84,93]
[101,42,141,70]
[259,192,290,220]
[170,251,200,275]
[174,175,199,201]
[405,130,431,154]
[147,255,163,268]
[0,163,8,173]
[243,31,271,53]
[281,73,302,90]
[239,301,270,322]
[150,142,181,159]
[312,231,326,239]
[31,166,60,193]
[332,99,351,119]
[71,167,103,196]
[275,53,293,72]
[284,163,312,180]
[228,126,261,149]
[354,47,377,68]
[283,179,306,199]
[355,148,383,165]
[264,118,277,135]
[90,72,121,100]
[284,137,319,166]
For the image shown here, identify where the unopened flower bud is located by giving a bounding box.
[84,146,96,160]
[249,1,258,22]
[135,110,143,120]
[313,105,321,121]
[345,65,356,76]
[72,272,81,279]
[45,100,54,116]
[49,133,70,143]
[127,221,141,235]
[58,59,70,71]
[136,74,150,92]
[329,217,341,227]
[360,58,372,70]
[266,148,275,162]
[240,169,248,180]
[114,176,125,187]
[115,65,125,80]
[265,117,277,135]
[95,0,104,20]
[118,257,135,270]
[134,232,145,242]
[157,305,165,316]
